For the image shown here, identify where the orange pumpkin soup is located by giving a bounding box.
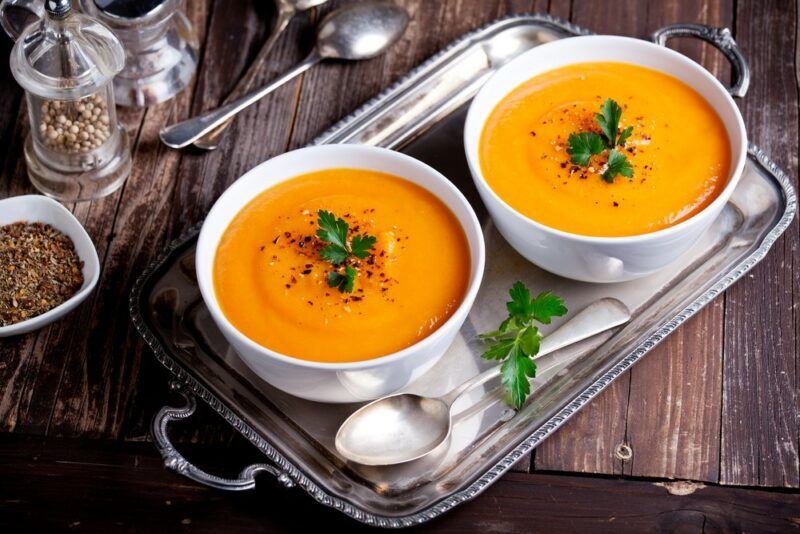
[213,168,471,363]
[480,62,731,237]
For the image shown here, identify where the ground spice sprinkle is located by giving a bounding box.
[0,221,84,327]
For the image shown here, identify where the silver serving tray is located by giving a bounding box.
[131,14,796,528]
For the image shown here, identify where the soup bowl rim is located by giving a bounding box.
[463,34,748,244]
[196,144,485,371]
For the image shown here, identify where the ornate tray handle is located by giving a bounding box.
[151,381,295,491]
[651,23,750,98]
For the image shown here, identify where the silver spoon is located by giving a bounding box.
[160,0,409,149]
[193,0,329,151]
[335,298,632,466]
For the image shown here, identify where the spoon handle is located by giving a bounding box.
[194,5,297,150]
[441,298,631,406]
[160,49,322,149]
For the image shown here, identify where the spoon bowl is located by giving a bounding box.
[316,1,409,60]
[335,394,450,466]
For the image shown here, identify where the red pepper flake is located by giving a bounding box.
[0,221,84,326]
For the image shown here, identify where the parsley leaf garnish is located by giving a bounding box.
[319,244,348,265]
[617,125,633,147]
[566,132,605,166]
[350,234,377,259]
[596,98,623,148]
[327,265,356,293]
[316,210,348,250]
[603,148,634,183]
[480,282,567,409]
[316,210,375,293]
[566,98,635,183]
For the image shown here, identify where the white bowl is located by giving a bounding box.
[196,145,485,403]
[464,35,747,282]
[0,195,100,337]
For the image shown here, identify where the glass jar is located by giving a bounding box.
[78,0,198,108]
[10,0,131,202]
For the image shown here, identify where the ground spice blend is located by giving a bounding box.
[0,222,85,327]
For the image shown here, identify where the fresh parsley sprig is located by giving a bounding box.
[316,210,376,293]
[566,98,634,183]
[480,282,567,409]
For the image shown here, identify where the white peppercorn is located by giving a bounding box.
[38,93,112,153]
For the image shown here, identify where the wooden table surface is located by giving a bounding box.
[1,0,798,531]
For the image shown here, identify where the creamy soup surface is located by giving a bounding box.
[480,62,732,237]
[213,168,471,363]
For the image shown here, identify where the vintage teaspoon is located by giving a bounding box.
[335,298,632,466]
[193,0,329,151]
[160,0,409,149]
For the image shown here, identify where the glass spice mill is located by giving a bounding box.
[1,0,199,200]
[8,0,131,201]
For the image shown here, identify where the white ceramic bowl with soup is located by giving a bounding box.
[196,145,485,403]
[464,35,747,282]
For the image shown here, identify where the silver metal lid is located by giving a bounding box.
[45,0,71,19]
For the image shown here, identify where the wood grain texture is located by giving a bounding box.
[1,435,798,533]
[721,0,800,488]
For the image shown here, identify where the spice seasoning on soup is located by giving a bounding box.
[0,222,84,326]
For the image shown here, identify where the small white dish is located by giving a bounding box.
[196,145,485,403]
[0,195,100,337]
[464,35,748,282]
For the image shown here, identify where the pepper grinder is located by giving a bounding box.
[78,0,199,108]
[10,0,131,201]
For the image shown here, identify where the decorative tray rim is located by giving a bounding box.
[129,12,797,529]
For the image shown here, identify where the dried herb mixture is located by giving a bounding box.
[0,221,84,327]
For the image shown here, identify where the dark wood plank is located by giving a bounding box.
[720,0,800,488]
[1,434,798,533]
[625,299,725,481]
